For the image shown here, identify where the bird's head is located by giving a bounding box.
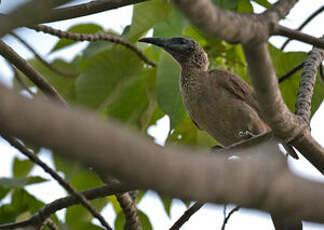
[139,36,209,70]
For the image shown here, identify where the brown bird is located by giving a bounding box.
[139,36,301,230]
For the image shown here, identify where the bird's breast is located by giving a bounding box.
[180,73,269,146]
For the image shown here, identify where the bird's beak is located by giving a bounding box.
[138,37,169,48]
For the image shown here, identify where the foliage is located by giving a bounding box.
[2,0,323,229]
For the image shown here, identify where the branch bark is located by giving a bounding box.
[0,85,324,223]
[295,36,324,124]
[42,0,150,23]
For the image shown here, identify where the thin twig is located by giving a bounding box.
[273,24,324,49]
[1,135,113,230]
[29,24,156,67]
[278,62,304,83]
[169,202,204,230]
[43,0,149,23]
[11,65,36,96]
[281,6,324,50]
[0,40,67,105]
[10,32,78,78]
[221,206,240,230]
[0,183,131,229]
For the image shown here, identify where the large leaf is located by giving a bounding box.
[127,0,172,41]
[12,157,34,177]
[51,23,103,52]
[269,44,324,116]
[76,46,143,108]
[0,189,45,224]
[0,176,47,188]
[156,52,186,129]
[102,69,156,129]
[153,9,189,37]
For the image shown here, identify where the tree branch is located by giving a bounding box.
[278,62,304,83]
[116,192,142,230]
[1,135,113,230]
[169,202,204,230]
[221,206,240,230]
[281,6,324,50]
[273,24,324,49]
[1,85,324,223]
[262,0,298,22]
[0,183,130,229]
[295,36,324,124]
[0,0,72,37]
[0,40,67,105]
[42,0,150,23]
[29,24,156,67]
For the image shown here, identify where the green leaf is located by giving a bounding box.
[0,176,47,188]
[138,210,153,230]
[103,69,154,128]
[236,0,253,13]
[156,52,186,129]
[114,211,126,230]
[13,158,34,177]
[167,116,217,147]
[0,187,9,201]
[252,0,271,8]
[76,46,143,109]
[158,194,172,217]
[128,0,172,41]
[51,23,103,52]
[153,9,189,37]
[52,154,84,181]
[114,210,152,230]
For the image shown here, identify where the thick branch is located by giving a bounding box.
[263,0,298,22]
[295,37,324,123]
[172,0,269,43]
[0,41,67,105]
[0,183,130,229]
[242,43,324,173]
[42,0,149,23]
[1,86,324,222]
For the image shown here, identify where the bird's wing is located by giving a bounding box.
[208,69,261,115]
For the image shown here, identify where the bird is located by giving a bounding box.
[139,36,301,230]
